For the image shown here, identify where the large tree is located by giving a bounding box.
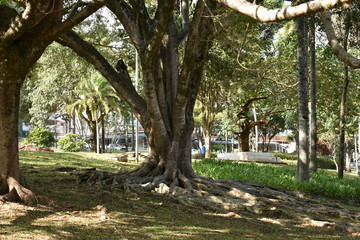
[59,0,357,188]
[1,0,357,205]
[0,0,106,205]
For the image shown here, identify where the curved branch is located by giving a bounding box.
[59,30,147,118]
[0,3,38,47]
[320,11,360,69]
[106,0,144,51]
[242,97,267,111]
[1,1,106,50]
[147,0,176,54]
[44,0,107,41]
[217,0,355,22]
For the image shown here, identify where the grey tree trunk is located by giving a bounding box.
[60,0,216,184]
[296,17,310,181]
[345,140,351,172]
[309,18,317,172]
[338,28,350,179]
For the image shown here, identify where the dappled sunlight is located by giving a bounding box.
[258,217,283,225]
[1,151,358,239]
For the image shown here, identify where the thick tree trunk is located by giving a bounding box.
[0,59,36,205]
[60,0,215,188]
[296,17,310,181]
[0,1,104,205]
[239,126,251,152]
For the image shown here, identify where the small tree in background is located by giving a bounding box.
[57,133,86,152]
[22,128,55,148]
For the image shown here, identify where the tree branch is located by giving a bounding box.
[217,0,355,22]
[59,30,147,118]
[320,11,360,68]
[241,97,267,111]
[44,0,107,41]
[106,0,144,51]
[147,0,176,54]
[1,1,106,50]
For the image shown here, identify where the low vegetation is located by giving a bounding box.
[0,151,359,239]
[21,127,55,148]
[193,158,360,204]
[57,133,86,152]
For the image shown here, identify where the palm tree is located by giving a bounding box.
[68,72,121,153]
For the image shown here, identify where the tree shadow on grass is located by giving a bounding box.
[11,151,356,239]
[2,199,353,240]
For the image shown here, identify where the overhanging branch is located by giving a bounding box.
[217,0,355,22]
[320,11,360,69]
[59,30,147,117]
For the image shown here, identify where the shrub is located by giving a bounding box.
[57,133,86,152]
[273,152,298,160]
[317,156,336,169]
[192,153,217,159]
[22,127,54,148]
[212,144,224,152]
[273,153,336,169]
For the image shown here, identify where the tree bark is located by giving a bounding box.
[203,127,212,158]
[0,53,36,205]
[0,1,106,205]
[239,126,251,152]
[309,17,317,172]
[345,140,351,172]
[296,17,310,182]
[217,0,354,23]
[338,26,350,179]
[60,0,215,185]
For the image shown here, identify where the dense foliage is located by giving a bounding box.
[57,133,86,152]
[22,127,55,148]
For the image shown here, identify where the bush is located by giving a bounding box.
[57,133,86,152]
[273,153,335,169]
[273,152,298,160]
[317,156,336,169]
[22,127,54,148]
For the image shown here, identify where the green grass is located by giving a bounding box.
[193,158,360,204]
[0,151,358,239]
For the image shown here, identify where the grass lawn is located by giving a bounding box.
[0,151,358,239]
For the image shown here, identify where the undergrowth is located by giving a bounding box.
[193,158,360,203]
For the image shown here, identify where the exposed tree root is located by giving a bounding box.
[77,168,360,234]
[0,177,38,206]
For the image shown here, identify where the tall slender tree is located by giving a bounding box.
[338,23,350,179]
[296,16,310,181]
[309,17,317,172]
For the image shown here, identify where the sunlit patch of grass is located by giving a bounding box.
[193,158,360,204]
